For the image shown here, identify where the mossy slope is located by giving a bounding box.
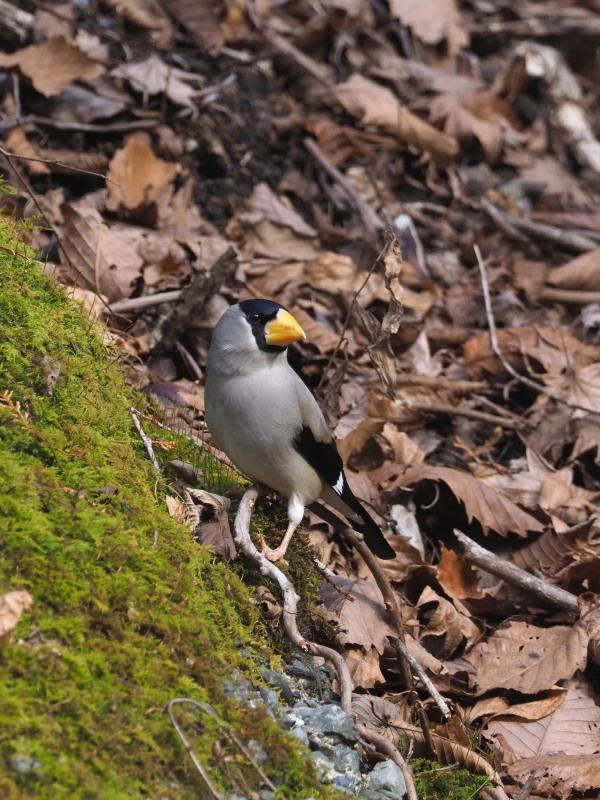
[0,226,336,799]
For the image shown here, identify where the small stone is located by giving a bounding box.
[293,704,360,742]
[259,687,280,714]
[368,760,407,797]
[332,743,362,774]
[262,669,300,703]
[247,739,268,765]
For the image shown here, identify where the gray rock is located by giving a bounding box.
[293,704,360,742]
[334,772,362,792]
[247,739,268,765]
[331,743,362,775]
[259,687,280,714]
[366,760,407,798]
[262,669,300,703]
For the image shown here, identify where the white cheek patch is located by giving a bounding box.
[334,473,344,495]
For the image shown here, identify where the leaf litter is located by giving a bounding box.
[2,0,600,795]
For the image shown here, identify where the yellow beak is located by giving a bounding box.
[264,309,306,346]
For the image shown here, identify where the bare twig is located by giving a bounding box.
[234,487,353,713]
[514,775,537,800]
[355,723,419,800]
[395,375,488,394]
[130,410,160,473]
[304,137,381,234]
[107,290,183,315]
[540,287,600,305]
[475,244,600,416]
[150,246,237,356]
[482,201,598,253]
[409,401,525,430]
[453,529,579,615]
[167,698,223,799]
[0,146,118,185]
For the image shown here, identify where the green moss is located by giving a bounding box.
[0,221,343,799]
[411,759,491,799]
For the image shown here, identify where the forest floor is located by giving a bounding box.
[1,1,600,798]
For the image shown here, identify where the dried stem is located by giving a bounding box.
[453,529,579,615]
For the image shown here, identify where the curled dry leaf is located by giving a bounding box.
[483,675,600,764]
[333,73,459,163]
[352,694,497,779]
[0,36,104,97]
[187,488,236,560]
[0,590,34,636]
[447,620,588,696]
[396,464,545,537]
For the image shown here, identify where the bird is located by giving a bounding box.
[204,298,395,562]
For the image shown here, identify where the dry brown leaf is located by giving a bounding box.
[165,495,187,523]
[447,620,588,695]
[512,524,595,576]
[485,675,600,763]
[189,488,236,561]
[465,688,568,724]
[346,645,386,688]
[0,590,34,636]
[519,155,591,206]
[429,91,515,162]
[106,133,180,218]
[112,54,201,111]
[333,74,459,163]
[168,0,225,54]
[388,0,468,55]
[506,753,600,798]
[0,36,104,97]
[548,249,600,291]
[320,577,397,654]
[102,0,173,47]
[463,324,598,380]
[544,362,600,416]
[396,464,545,537]
[415,585,482,660]
[337,417,385,466]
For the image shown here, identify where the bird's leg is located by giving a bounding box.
[262,520,298,562]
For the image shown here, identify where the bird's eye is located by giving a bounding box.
[247,312,261,324]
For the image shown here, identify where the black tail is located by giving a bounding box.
[347,504,395,559]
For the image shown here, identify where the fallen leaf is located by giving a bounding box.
[0,590,33,636]
[484,675,600,763]
[506,753,600,798]
[106,133,180,219]
[447,620,588,695]
[333,73,459,163]
[388,0,468,55]
[396,464,545,537]
[0,36,104,97]
[112,53,201,111]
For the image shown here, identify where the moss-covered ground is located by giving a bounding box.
[0,220,343,799]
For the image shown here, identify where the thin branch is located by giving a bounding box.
[475,244,600,416]
[409,401,525,430]
[0,146,118,185]
[107,289,182,314]
[130,410,160,473]
[233,487,353,713]
[453,529,580,615]
[167,699,223,799]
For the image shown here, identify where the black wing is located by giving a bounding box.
[293,425,395,559]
